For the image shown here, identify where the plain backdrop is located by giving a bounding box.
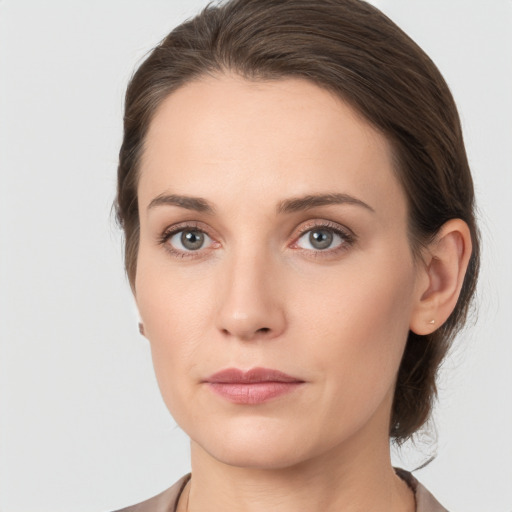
[1,1,511,511]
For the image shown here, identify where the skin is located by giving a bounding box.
[134,74,471,512]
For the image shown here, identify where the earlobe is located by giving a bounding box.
[410,219,472,335]
[134,300,146,338]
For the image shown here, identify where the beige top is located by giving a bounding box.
[114,469,448,512]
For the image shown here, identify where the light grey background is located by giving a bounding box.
[1,1,510,511]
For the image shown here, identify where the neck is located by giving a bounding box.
[182,432,414,512]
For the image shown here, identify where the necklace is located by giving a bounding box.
[179,473,415,512]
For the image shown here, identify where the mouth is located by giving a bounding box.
[203,367,305,404]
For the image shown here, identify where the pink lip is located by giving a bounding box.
[204,367,305,404]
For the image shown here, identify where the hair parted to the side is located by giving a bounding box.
[115,0,479,443]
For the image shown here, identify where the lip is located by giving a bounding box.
[203,367,305,404]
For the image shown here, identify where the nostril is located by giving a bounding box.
[220,326,272,339]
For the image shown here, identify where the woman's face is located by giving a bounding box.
[135,74,425,469]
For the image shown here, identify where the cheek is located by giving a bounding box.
[135,252,216,408]
[136,240,216,334]
[290,249,416,410]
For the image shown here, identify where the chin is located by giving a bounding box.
[205,438,310,470]
[189,415,342,471]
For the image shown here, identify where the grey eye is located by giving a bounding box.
[309,229,333,249]
[169,230,211,251]
[181,231,204,250]
[297,228,343,251]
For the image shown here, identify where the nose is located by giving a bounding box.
[215,249,287,341]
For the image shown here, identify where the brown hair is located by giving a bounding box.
[115,0,479,443]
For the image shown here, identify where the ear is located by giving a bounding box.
[410,219,472,335]
[133,301,146,338]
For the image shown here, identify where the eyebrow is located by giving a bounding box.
[277,193,375,214]
[147,193,215,213]
[147,192,374,215]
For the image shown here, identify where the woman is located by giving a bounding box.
[113,0,479,510]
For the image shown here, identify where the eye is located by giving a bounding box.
[295,226,349,251]
[168,229,213,252]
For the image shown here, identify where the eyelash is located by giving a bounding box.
[157,220,356,259]
[157,222,215,259]
[291,221,356,257]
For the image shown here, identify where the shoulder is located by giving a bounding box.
[113,470,448,512]
[395,468,449,512]
[112,474,191,512]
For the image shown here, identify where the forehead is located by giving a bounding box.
[139,73,406,219]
